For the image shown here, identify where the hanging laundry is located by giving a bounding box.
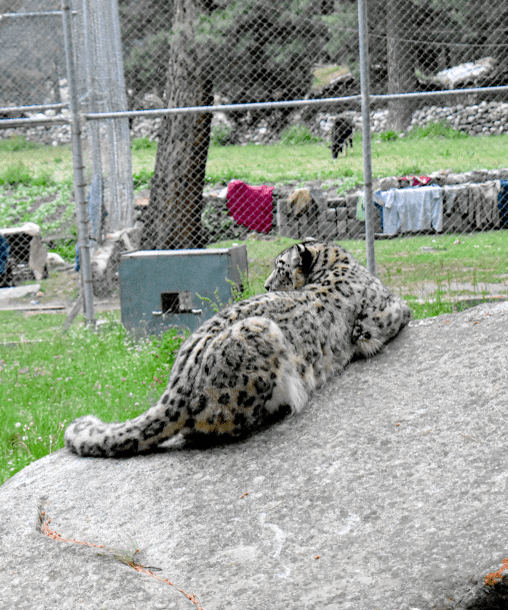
[464,181,501,229]
[375,185,443,234]
[356,191,385,232]
[498,180,508,226]
[0,236,10,275]
[442,184,466,214]
[226,180,274,234]
[399,175,433,187]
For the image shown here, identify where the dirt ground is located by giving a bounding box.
[0,265,120,314]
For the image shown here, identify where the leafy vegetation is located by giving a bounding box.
[0,163,53,187]
[0,313,186,484]
[279,125,324,146]
[406,120,469,140]
[130,136,157,151]
[0,136,41,152]
[210,124,237,146]
[0,181,74,235]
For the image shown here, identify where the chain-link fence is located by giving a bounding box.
[1,0,508,318]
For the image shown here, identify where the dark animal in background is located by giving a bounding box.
[331,116,354,158]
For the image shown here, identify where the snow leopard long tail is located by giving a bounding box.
[64,316,309,458]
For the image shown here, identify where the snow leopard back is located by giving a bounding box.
[65,241,411,457]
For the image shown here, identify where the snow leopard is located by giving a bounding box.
[64,241,411,457]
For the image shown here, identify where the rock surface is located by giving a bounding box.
[1,303,508,610]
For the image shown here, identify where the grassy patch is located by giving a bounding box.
[2,229,502,485]
[0,181,75,234]
[373,231,508,296]
[0,143,73,184]
[312,64,350,89]
[206,139,362,184]
[0,136,42,152]
[406,120,469,140]
[279,125,324,146]
[404,294,454,318]
[370,130,508,177]
[130,136,157,151]
[211,232,508,303]
[0,313,186,484]
[131,128,508,188]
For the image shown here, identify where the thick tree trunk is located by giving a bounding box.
[145,0,213,250]
[386,0,416,131]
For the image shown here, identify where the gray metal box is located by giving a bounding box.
[119,245,248,335]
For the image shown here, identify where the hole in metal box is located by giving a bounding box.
[161,291,194,314]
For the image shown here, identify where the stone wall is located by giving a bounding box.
[369,100,508,136]
[4,99,508,145]
[198,168,508,245]
[274,168,508,241]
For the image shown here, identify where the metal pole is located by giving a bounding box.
[357,0,376,275]
[61,0,95,326]
[82,0,104,246]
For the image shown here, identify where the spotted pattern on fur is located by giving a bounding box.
[64,241,411,457]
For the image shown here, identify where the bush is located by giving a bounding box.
[407,120,468,139]
[280,125,323,146]
[378,130,399,142]
[131,137,158,151]
[133,169,154,191]
[49,236,77,262]
[211,125,237,146]
[0,163,33,185]
[0,163,53,187]
[0,136,40,152]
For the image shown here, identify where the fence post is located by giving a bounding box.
[61,0,95,326]
[357,0,376,275]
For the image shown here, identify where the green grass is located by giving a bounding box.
[0,312,186,485]
[212,231,508,302]
[0,180,75,235]
[2,124,508,486]
[335,231,508,297]
[2,227,504,485]
[0,143,73,184]
[131,126,508,188]
[0,135,42,152]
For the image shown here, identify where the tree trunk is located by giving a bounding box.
[145,0,214,250]
[386,0,416,131]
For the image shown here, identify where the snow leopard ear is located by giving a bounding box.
[298,242,319,275]
[291,242,318,287]
[290,246,302,269]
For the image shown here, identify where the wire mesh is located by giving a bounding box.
[1,0,508,308]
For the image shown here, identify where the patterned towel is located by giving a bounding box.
[227,180,274,233]
[399,175,433,187]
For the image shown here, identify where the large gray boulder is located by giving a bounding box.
[2,303,508,610]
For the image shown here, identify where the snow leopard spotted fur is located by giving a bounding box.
[65,241,411,457]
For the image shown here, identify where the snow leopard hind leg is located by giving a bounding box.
[64,316,309,458]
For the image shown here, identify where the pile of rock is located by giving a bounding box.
[410,100,508,136]
[127,99,508,142]
[198,166,508,245]
[316,100,508,137]
[0,117,72,146]
[4,99,508,146]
